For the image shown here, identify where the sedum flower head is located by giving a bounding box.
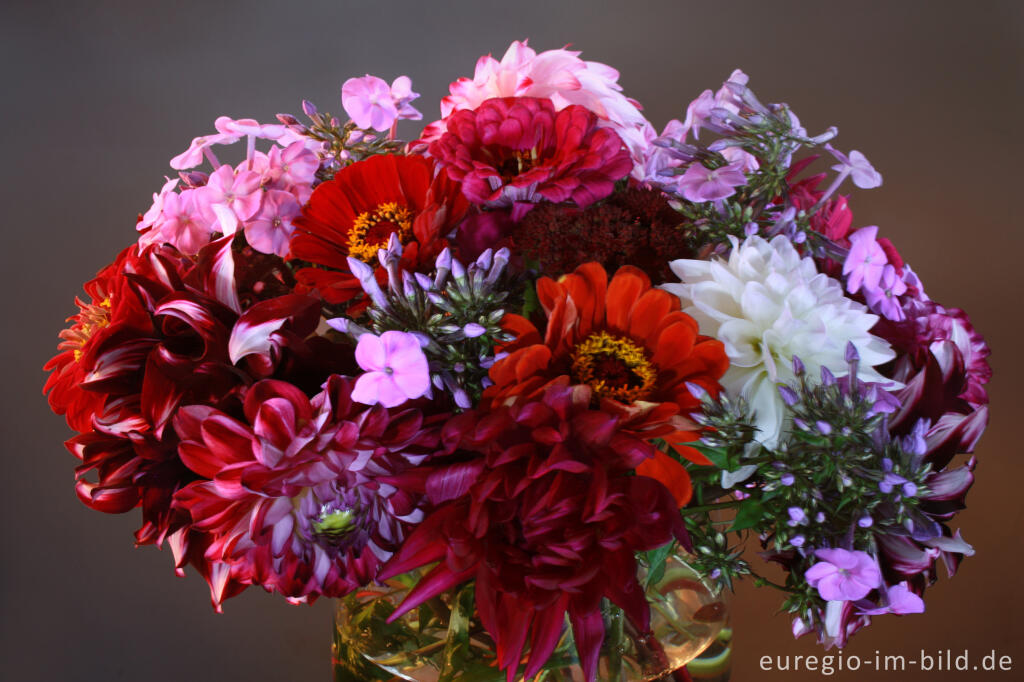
[663,234,896,446]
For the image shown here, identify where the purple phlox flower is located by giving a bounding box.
[677,160,748,202]
[778,384,800,406]
[791,535,806,547]
[815,511,826,523]
[804,548,882,601]
[342,75,420,131]
[843,225,888,294]
[828,147,883,189]
[463,323,487,338]
[857,582,925,616]
[857,515,873,528]
[714,69,750,116]
[816,420,833,435]
[720,146,759,173]
[351,331,431,408]
[388,75,423,121]
[787,507,807,527]
[864,264,908,321]
[245,189,301,257]
[780,472,796,487]
[682,89,715,140]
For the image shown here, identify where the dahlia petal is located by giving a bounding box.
[426,460,486,504]
[569,606,605,682]
[523,593,570,680]
[389,562,473,621]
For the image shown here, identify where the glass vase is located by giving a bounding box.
[332,553,728,682]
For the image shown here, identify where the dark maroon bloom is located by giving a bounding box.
[379,384,686,682]
[429,97,633,210]
[512,186,694,280]
[172,376,444,608]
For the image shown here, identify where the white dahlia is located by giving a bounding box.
[661,235,896,447]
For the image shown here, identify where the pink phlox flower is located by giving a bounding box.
[828,146,883,189]
[677,160,748,202]
[843,225,888,294]
[264,142,319,202]
[170,132,238,170]
[245,189,302,257]
[856,582,925,616]
[137,177,179,232]
[196,165,263,236]
[169,116,309,171]
[864,264,908,321]
[351,331,431,408]
[140,188,215,255]
[342,75,400,131]
[805,548,882,602]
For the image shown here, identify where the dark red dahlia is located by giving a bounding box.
[288,154,468,307]
[379,384,686,682]
[428,97,633,209]
[44,237,335,552]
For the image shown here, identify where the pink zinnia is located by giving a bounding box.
[429,96,632,209]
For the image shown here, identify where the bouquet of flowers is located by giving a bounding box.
[44,40,989,682]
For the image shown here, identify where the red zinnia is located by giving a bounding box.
[288,154,468,306]
[428,97,633,209]
[486,262,729,505]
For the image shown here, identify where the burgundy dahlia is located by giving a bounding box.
[428,96,633,209]
[379,384,686,682]
[44,236,334,549]
[173,375,443,606]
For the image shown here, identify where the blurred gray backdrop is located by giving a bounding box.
[2,1,1021,680]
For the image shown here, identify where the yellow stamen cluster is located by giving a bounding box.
[346,202,413,263]
[571,331,657,404]
[64,297,112,363]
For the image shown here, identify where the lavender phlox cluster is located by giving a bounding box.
[328,235,513,409]
[684,344,975,648]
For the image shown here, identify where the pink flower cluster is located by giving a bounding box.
[139,117,320,257]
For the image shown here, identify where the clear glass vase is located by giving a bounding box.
[332,553,728,682]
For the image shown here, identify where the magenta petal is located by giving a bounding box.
[524,594,570,680]
[351,372,406,407]
[569,607,605,682]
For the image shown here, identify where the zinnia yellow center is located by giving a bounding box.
[67,297,112,363]
[571,331,657,403]
[347,202,413,263]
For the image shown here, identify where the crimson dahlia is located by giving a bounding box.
[379,384,687,682]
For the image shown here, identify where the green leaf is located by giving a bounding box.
[729,499,766,532]
[644,542,676,589]
[689,442,731,469]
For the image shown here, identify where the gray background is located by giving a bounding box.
[2,1,1021,680]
